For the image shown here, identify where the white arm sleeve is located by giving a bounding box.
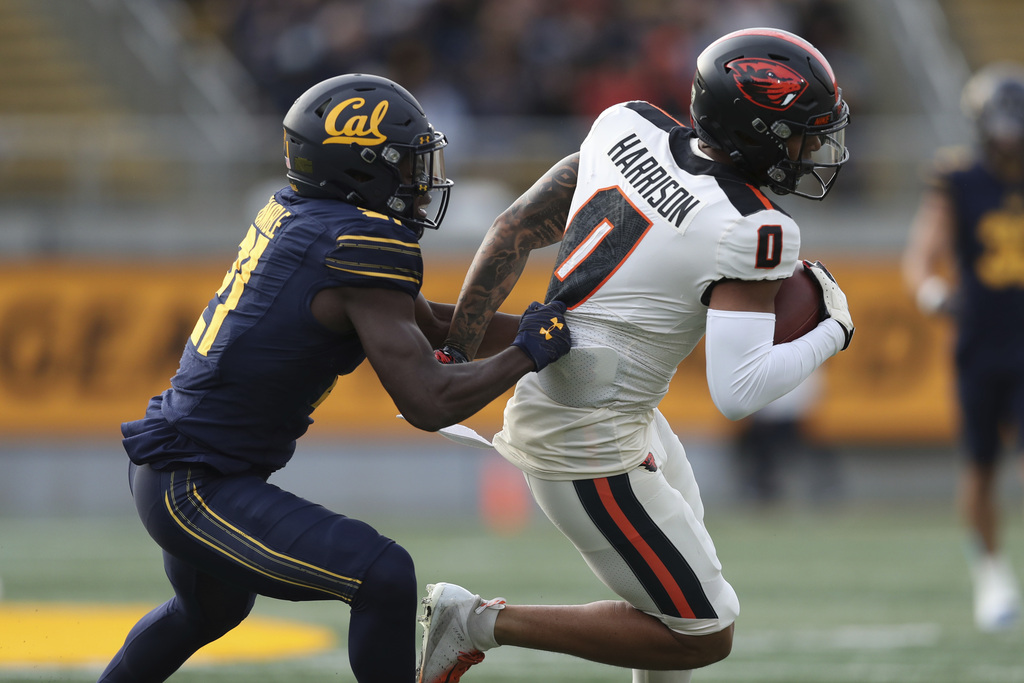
[705,309,846,421]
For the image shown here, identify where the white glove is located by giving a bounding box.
[916,275,951,315]
[804,259,854,350]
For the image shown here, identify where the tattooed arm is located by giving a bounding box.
[445,153,580,360]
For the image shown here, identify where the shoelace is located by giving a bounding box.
[474,597,506,614]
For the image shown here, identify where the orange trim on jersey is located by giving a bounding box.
[747,184,774,211]
[558,185,654,311]
[593,478,697,619]
[647,102,684,126]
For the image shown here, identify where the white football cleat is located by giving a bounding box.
[972,554,1021,632]
[416,582,505,683]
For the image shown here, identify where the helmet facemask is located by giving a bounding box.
[762,98,850,199]
[382,129,453,235]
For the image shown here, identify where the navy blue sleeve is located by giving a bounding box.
[324,210,423,298]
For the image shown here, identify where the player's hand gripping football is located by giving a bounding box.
[512,301,572,371]
[803,259,854,350]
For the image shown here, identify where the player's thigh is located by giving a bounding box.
[1008,362,1024,456]
[651,409,704,522]
[162,550,257,632]
[133,463,394,603]
[526,468,738,636]
[957,357,1008,464]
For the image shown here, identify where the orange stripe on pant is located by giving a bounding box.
[593,477,696,619]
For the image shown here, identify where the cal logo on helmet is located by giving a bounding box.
[727,58,808,111]
[323,97,388,146]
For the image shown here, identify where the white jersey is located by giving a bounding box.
[494,101,800,480]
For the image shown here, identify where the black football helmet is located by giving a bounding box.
[690,28,850,200]
[962,62,1024,149]
[283,73,453,234]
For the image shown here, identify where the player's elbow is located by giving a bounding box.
[397,406,449,433]
[715,399,756,422]
[396,395,471,433]
[709,389,757,421]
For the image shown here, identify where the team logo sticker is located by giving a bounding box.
[727,58,807,111]
[323,97,388,145]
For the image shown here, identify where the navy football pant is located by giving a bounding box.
[98,463,416,682]
[956,350,1024,465]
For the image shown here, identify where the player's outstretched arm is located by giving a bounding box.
[444,153,579,360]
[337,287,570,432]
[415,297,522,358]
[902,188,956,315]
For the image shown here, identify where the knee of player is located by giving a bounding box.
[352,542,417,612]
[694,624,733,667]
[666,623,733,669]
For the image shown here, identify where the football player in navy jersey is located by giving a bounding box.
[97,74,570,683]
[413,29,854,683]
[903,62,1024,632]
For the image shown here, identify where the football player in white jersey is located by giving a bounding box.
[417,28,855,683]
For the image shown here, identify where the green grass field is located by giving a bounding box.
[1,504,1022,683]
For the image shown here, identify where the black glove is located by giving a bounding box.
[434,345,469,364]
[512,301,571,371]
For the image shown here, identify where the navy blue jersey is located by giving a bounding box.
[123,188,424,474]
[939,155,1024,358]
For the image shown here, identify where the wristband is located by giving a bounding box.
[434,345,469,364]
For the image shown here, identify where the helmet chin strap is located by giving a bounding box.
[765,164,837,200]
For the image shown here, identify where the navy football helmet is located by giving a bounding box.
[283,74,453,234]
[962,62,1024,149]
[690,28,850,199]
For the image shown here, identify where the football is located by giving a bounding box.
[773,262,825,344]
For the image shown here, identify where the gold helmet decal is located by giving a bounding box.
[323,97,388,145]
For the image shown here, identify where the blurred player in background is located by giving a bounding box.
[902,62,1024,632]
[416,28,855,683]
[96,74,570,683]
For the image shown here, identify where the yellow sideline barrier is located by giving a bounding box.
[0,257,955,443]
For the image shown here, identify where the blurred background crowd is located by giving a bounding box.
[184,0,867,119]
[0,0,961,257]
[183,0,877,201]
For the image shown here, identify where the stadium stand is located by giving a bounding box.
[0,0,262,204]
[940,0,1024,66]
[0,1,964,206]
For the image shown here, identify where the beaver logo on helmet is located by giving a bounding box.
[727,58,807,111]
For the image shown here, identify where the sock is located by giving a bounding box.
[468,596,505,651]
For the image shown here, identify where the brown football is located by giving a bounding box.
[773,262,825,344]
